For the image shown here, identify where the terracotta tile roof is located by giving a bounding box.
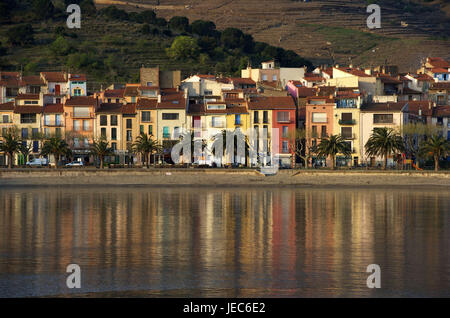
[41,71,66,83]
[20,75,45,86]
[69,74,86,82]
[139,86,159,90]
[197,74,216,79]
[430,82,450,90]
[64,96,97,106]
[427,57,450,69]
[248,96,296,110]
[306,96,335,104]
[14,106,43,114]
[124,86,139,97]
[413,73,434,82]
[187,103,205,115]
[104,89,125,98]
[303,76,325,82]
[337,67,371,77]
[298,87,317,98]
[402,87,422,94]
[360,102,406,112]
[322,68,333,77]
[433,105,450,117]
[136,98,157,110]
[43,104,64,113]
[15,93,40,100]
[0,72,20,87]
[378,74,402,84]
[406,101,434,117]
[228,77,256,85]
[121,103,136,114]
[215,77,231,84]
[0,101,15,111]
[205,106,248,114]
[97,103,123,113]
[157,98,186,109]
[431,67,449,73]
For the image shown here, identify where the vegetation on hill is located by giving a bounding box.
[0,0,313,88]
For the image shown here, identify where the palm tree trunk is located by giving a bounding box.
[146,153,150,168]
[383,152,388,170]
[331,155,335,170]
[7,152,13,169]
[434,155,439,172]
[100,157,104,169]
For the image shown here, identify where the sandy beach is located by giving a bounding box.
[0,168,449,188]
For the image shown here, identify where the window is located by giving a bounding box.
[44,128,50,137]
[312,126,317,138]
[341,113,352,121]
[211,116,224,128]
[131,97,136,103]
[277,112,290,123]
[273,75,277,81]
[22,128,28,139]
[73,120,81,131]
[101,128,106,138]
[141,111,151,122]
[173,127,180,139]
[111,142,117,151]
[235,114,241,125]
[73,107,90,118]
[108,99,111,103]
[100,115,108,126]
[83,120,90,131]
[262,74,267,81]
[341,127,352,139]
[32,128,39,138]
[127,130,132,141]
[148,125,153,136]
[24,101,38,105]
[116,99,120,103]
[163,126,170,138]
[2,115,9,123]
[2,128,7,135]
[74,89,82,96]
[55,128,61,136]
[20,114,36,124]
[282,141,289,153]
[373,114,393,124]
[254,111,259,124]
[162,113,179,120]
[55,114,62,126]
[44,115,50,125]
[147,82,153,87]
[204,90,213,96]
[33,141,39,153]
[321,126,327,137]
[111,128,117,140]
[140,125,144,133]
[263,111,269,123]
[282,126,288,138]
[84,138,89,148]
[311,113,327,123]
[126,119,132,129]
[207,104,226,110]
[110,115,118,126]
[74,138,79,148]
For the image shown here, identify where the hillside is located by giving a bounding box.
[99,0,450,72]
[0,0,311,90]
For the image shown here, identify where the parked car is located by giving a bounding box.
[65,161,84,167]
[26,158,48,167]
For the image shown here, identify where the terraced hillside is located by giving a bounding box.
[96,0,450,71]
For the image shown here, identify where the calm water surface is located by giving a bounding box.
[0,187,449,297]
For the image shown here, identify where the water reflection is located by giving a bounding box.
[0,187,448,297]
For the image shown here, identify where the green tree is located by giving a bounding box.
[315,134,351,170]
[365,127,405,170]
[190,20,218,37]
[0,127,21,169]
[402,123,439,168]
[166,36,199,60]
[90,137,114,169]
[169,16,189,32]
[50,36,72,56]
[33,0,55,20]
[41,135,71,168]
[18,142,32,166]
[420,135,449,171]
[7,24,34,46]
[132,133,161,168]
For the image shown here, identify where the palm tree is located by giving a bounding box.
[41,135,71,168]
[365,127,405,170]
[315,134,351,170]
[90,137,114,169]
[420,135,449,171]
[132,133,161,168]
[18,142,32,166]
[0,127,21,169]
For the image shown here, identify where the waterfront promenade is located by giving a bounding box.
[1,168,449,188]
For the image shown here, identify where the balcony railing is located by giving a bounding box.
[44,121,64,127]
[71,112,95,119]
[339,119,356,125]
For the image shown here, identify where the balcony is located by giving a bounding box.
[70,112,95,119]
[44,121,64,127]
[339,119,356,125]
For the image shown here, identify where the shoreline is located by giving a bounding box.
[1,169,449,188]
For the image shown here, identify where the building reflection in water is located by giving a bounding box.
[0,187,448,297]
